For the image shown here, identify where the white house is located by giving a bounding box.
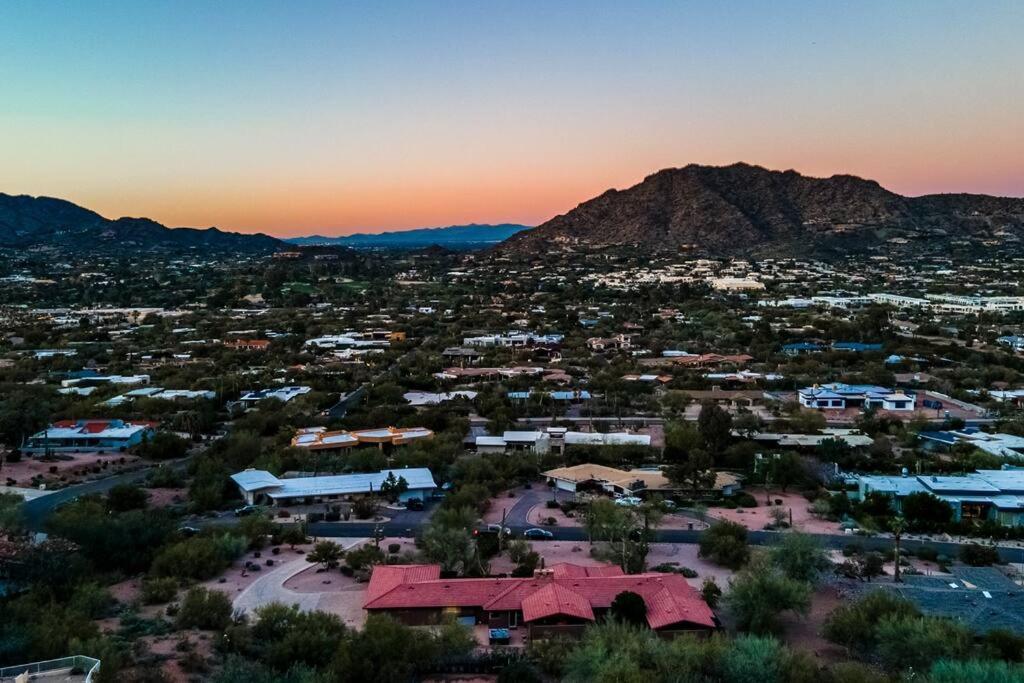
[231,467,437,506]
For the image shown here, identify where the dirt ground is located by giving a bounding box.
[777,584,849,663]
[0,452,142,488]
[709,487,843,534]
[144,486,188,507]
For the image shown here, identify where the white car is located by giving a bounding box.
[615,496,643,507]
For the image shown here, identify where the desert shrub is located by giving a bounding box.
[960,543,1000,566]
[141,577,180,605]
[175,586,234,630]
[699,520,750,569]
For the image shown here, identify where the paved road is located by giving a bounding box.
[21,457,193,532]
[304,521,1024,564]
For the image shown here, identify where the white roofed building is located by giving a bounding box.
[231,467,437,505]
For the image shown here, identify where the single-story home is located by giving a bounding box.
[363,562,716,638]
[543,463,741,498]
[857,469,1024,527]
[24,419,155,453]
[231,467,437,505]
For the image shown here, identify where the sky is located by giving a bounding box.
[1,1,1023,237]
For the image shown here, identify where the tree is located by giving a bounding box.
[136,431,190,460]
[889,516,906,583]
[307,541,343,570]
[901,492,953,531]
[770,531,829,584]
[701,577,722,609]
[610,591,647,626]
[726,556,811,634]
[766,452,805,492]
[379,472,409,503]
[279,524,308,550]
[788,409,827,434]
[698,402,733,455]
[699,520,750,569]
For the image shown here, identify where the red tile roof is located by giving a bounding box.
[365,564,441,603]
[521,583,595,622]
[364,563,715,630]
[549,563,624,578]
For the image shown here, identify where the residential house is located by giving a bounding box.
[363,562,716,638]
[231,467,437,505]
[857,469,1024,527]
[24,419,155,453]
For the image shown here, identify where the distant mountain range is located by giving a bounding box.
[498,163,1024,257]
[0,193,282,253]
[286,224,531,249]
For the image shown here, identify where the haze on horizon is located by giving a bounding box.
[1,0,1022,238]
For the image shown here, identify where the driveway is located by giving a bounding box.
[232,538,367,618]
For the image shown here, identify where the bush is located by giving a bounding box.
[609,591,647,626]
[150,534,247,580]
[352,497,377,519]
[875,614,972,672]
[699,520,750,569]
[701,577,722,609]
[735,492,758,508]
[141,577,179,605]
[960,543,1000,566]
[175,586,233,630]
[823,591,920,653]
[345,544,385,571]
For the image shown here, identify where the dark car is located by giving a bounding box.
[234,505,259,517]
[523,528,554,540]
[405,498,425,511]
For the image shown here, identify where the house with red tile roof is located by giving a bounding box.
[363,562,716,639]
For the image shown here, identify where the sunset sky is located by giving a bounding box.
[1,1,1022,237]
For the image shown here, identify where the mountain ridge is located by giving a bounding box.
[286,223,531,249]
[0,192,283,253]
[497,163,1024,257]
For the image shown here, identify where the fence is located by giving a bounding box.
[0,656,101,682]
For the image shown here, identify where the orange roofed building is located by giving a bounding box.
[363,562,717,639]
[290,426,433,451]
[224,339,270,351]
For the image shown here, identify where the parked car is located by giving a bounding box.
[614,496,642,507]
[177,525,200,537]
[405,498,424,511]
[487,524,512,535]
[523,528,554,539]
[234,505,259,517]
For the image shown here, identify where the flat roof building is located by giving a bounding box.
[231,467,437,505]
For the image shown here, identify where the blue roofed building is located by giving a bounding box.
[856,468,1024,527]
[798,383,915,411]
[832,342,883,352]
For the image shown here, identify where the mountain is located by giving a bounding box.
[0,193,283,253]
[497,163,1024,257]
[287,223,531,249]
